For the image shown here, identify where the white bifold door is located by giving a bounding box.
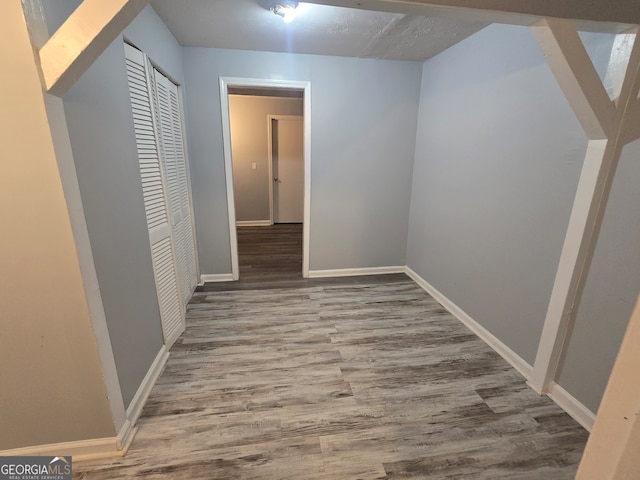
[124,43,197,347]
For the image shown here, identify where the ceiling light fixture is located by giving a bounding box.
[270,1,299,24]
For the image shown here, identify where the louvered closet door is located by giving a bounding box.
[168,81,197,295]
[153,71,197,304]
[124,44,184,347]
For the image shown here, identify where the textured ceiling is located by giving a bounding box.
[150,0,489,61]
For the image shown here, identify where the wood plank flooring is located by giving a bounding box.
[236,223,303,285]
[74,225,588,479]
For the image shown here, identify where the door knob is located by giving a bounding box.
[273,177,278,182]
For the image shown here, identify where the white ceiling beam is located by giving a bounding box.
[38,0,149,97]
[303,0,639,29]
[529,26,640,395]
[531,18,616,140]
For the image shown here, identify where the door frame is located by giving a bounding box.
[267,114,304,225]
[219,77,312,279]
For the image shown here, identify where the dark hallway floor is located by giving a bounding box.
[237,223,303,284]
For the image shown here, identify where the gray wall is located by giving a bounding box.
[57,5,184,408]
[183,48,422,274]
[41,1,75,32]
[229,95,303,222]
[558,138,640,412]
[406,24,589,366]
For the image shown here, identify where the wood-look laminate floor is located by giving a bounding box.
[236,223,303,286]
[74,226,588,479]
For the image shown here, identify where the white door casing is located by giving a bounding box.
[219,77,312,280]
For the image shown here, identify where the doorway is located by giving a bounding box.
[219,77,311,280]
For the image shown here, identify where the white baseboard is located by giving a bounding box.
[0,437,122,462]
[308,266,405,278]
[118,346,169,450]
[0,346,170,462]
[200,273,235,283]
[547,382,595,431]
[405,267,533,380]
[236,220,271,227]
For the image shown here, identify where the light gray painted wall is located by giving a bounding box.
[41,0,81,33]
[407,24,589,365]
[558,138,640,412]
[57,5,183,408]
[229,95,303,222]
[183,48,421,274]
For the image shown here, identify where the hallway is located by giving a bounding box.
[237,223,303,285]
[73,234,589,478]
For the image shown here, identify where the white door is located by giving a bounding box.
[124,44,184,346]
[273,117,304,223]
[153,72,197,305]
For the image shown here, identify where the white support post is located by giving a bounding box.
[529,139,613,393]
[529,24,640,394]
[530,18,616,140]
[38,0,148,97]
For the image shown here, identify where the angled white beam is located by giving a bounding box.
[38,0,148,97]
[531,18,616,140]
[576,293,640,479]
[529,139,614,393]
[530,24,640,395]
[303,0,640,29]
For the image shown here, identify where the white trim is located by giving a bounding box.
[118,346,169,447]
[405,267,533,380]
[405,266,596,430]
[219,78,240,281]
[302,86,311,278]
[236,220,272,227]
[267,115,275,225]
[308,266,405,278]
[0,346,170,462]
[547,382,595,431]
[219,77,312,280]
[0,437,122,462]
[200,273,235,283]
[115,420,136,454]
